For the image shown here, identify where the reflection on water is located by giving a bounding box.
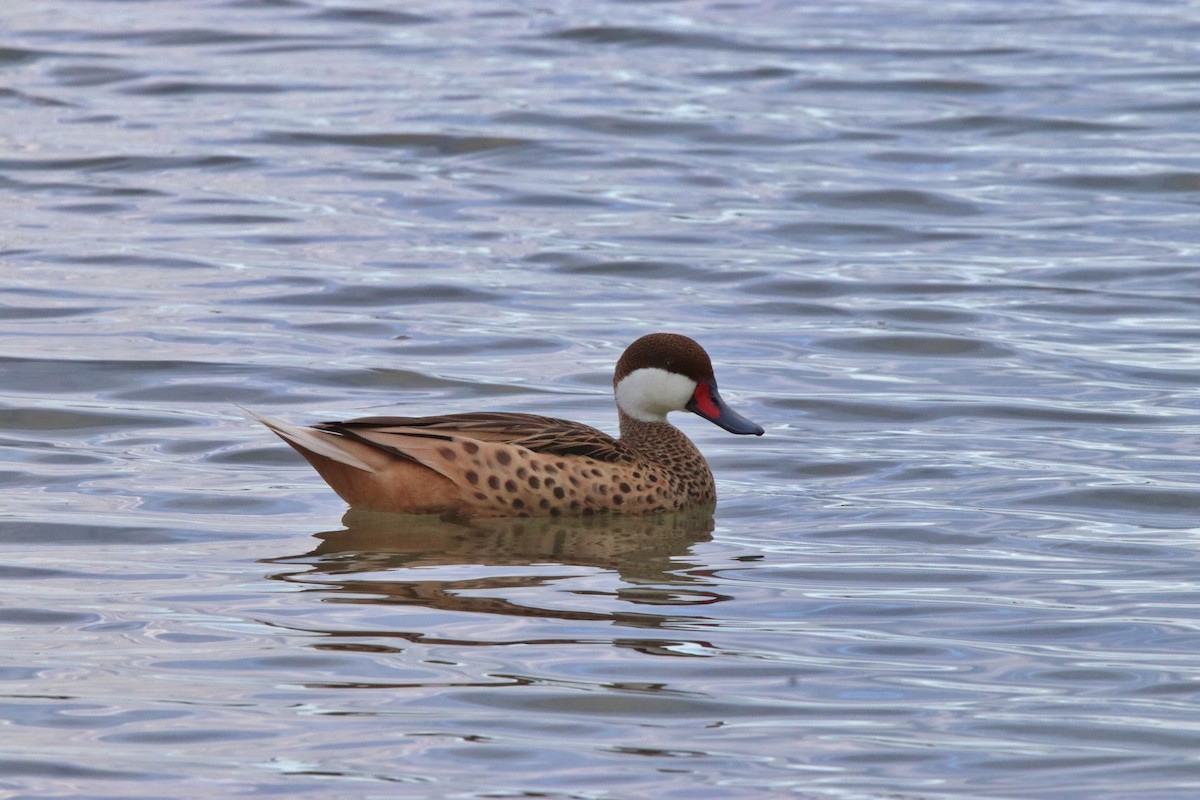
[306,508,713,579]
[268,509,716,629]
[273,506,710,599]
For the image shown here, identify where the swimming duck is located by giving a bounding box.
[256,332,763,518]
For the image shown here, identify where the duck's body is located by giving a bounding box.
[257,333,763,518]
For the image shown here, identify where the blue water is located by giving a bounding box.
[3,1,1200,798]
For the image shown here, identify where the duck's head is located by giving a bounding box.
[613,332,764,436]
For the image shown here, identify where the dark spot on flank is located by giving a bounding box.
[528,476,540,489]
[463,441,479,455]
[544,477,556,488]
[488,476,501,490]
[550,507,562,517]
[516,467,528,479]
[544,464,558,475]
[465,470,479,485]
[613,495,624,505]
[632,471,641,479]
[553,487,565,500]
[474,491,488,501]
[539,498,551,509]
[597,485,608,495]
[505,479,518,493]
[438,447,456,460]
[512,498,525,509]
[555,461,567,470]
[619,482,631,494]
[497,451,512,466]
[568,476,580,487]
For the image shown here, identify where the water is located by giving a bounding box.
[3,0,1200,797]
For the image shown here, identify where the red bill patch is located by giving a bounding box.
[692,382,721,419]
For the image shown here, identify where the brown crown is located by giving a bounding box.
[613,333,715,387]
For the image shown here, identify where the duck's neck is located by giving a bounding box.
[617,410,715,503]
[618,409,684,446]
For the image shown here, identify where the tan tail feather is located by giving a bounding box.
[248,411,379,473]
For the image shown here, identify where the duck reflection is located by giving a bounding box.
[265,508,720,630]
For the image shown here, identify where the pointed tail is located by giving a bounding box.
[244,408,379,473]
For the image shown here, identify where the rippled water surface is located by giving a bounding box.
[3,1,1200,797]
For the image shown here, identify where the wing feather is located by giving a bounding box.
[325,412,631,463]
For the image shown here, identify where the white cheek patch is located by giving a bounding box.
[615,367,698,422]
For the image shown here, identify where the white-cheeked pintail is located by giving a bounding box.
[256,332,764,518]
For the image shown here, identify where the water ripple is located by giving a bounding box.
[3,1,1200,798]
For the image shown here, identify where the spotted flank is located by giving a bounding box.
[255,333,764,518]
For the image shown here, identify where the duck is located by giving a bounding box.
[255,332,763,518]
